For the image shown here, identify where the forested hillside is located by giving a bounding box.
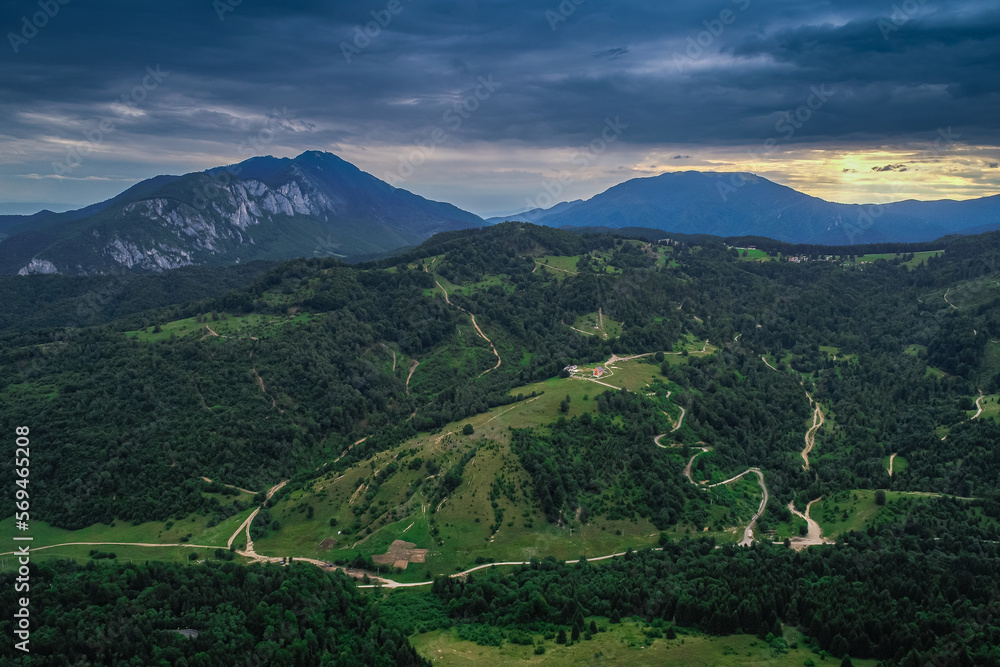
[4,222,1000,665]
[0,561,426,665]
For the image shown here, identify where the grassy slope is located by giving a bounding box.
[252,362,691,578]
[0,491,256,570]
[411,619,877,667]
[125,311,314,342]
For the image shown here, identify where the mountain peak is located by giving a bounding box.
[532,170,1000,244]
[1,153,484,275]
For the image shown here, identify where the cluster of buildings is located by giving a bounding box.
[564,365,608,378]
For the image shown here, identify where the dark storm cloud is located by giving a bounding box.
[0,0,997,205]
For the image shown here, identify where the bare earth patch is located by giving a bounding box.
[371,540,429,570]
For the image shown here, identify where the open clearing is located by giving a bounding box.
[571,311,622,339]
[412,620,876,667]
[126,312,314,342]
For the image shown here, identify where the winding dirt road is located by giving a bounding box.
[406,360,419,394]
[1,541,219,555]
[358,548,666,589]
[705,468,768,547]
[0,479,294,561]
[973,390,985,419]
[888,453,897,476]
[433,278,502,377]
[801,392,825,470]
[229,480,289,557]
[672,405,686,432]
[469,314,502,377]
[786,498,830,550]
[654,409,772,545]
[761,356,778,371]
[683,447,712,482]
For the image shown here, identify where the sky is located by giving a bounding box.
[0,0,998,217]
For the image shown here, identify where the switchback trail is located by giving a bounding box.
[705,468,768,547]
[655,429,768,546]
[230,480,289,557]
[672,405,686,432]
[683,446,712,482]
[433,278,502,377]
[801,392,825,470]
[406,360,420,394]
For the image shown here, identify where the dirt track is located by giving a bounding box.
[706,468,768,547]
[433,278,502,377]
[761,356,778,371]
[786,498,830,550]
[406,360,419,393]
[200,477,257,495]
[656,424,768,547]
[683,447,711,483]
[801,392,825,470]
[672,405,686,432]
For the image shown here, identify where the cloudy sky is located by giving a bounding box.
[1,0,998,216]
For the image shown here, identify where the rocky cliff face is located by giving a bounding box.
[3,152,483,275]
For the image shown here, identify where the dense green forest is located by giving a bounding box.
[0,560,426,666]
[4,222,1000,664]
[384,505,1000,666]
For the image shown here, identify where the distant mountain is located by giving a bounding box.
[0,151,484,275]
[485,199,583,225]
[526,172,1000,245]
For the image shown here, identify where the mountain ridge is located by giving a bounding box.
[531,171,1000,245]
[0,151,484,275]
